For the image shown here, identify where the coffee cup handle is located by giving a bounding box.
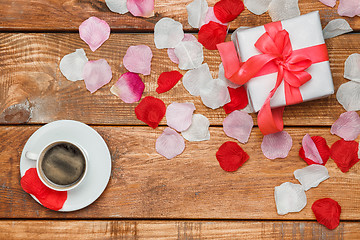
[25,151,39,161]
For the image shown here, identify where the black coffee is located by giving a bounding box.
[41,142,86,186]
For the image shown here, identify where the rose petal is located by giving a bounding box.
[156,71,183,94]
[198,21,227,50]
[244,0,272,15]
[123,45,153,75]
[127,0,154,17]
[166,102,196,132]
[323,19,353,39]
[181,114,210,142]
[261,131,292,159]
[135,96,166,129]
[200,78,231,109]
[312,198,341,230]
[294,165,330,191]
[331,139,359,173]
[268,0,300,22]
[21,168,67,211]
[223,86,249,114]
[344,53,360,82]
[167,34,198,64]
[223,110,253,144]
[216,141,249,172]
[105,0,128,14]
[110,72,144,103]
[299,136,331,165]
[156,127,185,159]
[302,134,323,164]
[79,17,110,52]
[186,0,208,28]
[331,111,360,141]
[182,63,213,96]
[319,0,337,7]
[274,182,307,215]
[336,81,360,111]
[218,63,241,89]
[214,0,245,23]
[338,0,360,17]
[154,18,184,49]
[174,41,204,70]
[83,59,112,93]
[59,49,88,81]
[241,104,255,113]
[203,7,227,26]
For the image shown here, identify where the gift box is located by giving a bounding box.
[233,11,334,112]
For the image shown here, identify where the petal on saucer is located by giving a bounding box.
[105,0,129,14]
[79,17,111,52]
[166,102,196,132]
[110,72,144,103]
[156,127,185,159]
[154,18,184,49]
[83,59,112,93]
[21,168,67,211]
[59,49,88,81]
[123,45,153,75]
[223,110,253,144]
[181,114,210,142]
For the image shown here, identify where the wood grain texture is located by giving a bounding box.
[0,0,359,31]
[0,125,359,219]
[0,220,359,239]
[0,33,358,126]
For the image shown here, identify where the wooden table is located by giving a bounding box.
[0,0,359,239]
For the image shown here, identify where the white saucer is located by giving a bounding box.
[20,120,111,212]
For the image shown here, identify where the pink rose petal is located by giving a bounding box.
[331,111,360,141]
[202,7,227,27]
[166,102,196,132]
[319,0,337,7]
[123,45,153,75]
[110,72,144,103]
[127,0,154,17]
[167,34,197,64]
[83,59,112,93]
[156,127,185,159]
[79,17,110,52]
[302,134,323,164]
[338,0,360,17]
[261,131,293,159]
[223,110,253,144]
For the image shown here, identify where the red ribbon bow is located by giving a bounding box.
[217,22,329,135]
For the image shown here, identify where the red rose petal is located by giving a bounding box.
[216,141,249,172]
[20,168,67,211]
[198,21,227,50]
[156,71,183,94]
[330,139,359,173]
[223,86,248,114]
[214,0,245,23]
[135,96,166,129]
[312,198,341,230]
[299,136,331,166]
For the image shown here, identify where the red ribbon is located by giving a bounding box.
[217,22,329,135]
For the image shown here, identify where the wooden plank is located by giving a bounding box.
[0,125,359,219]
[0,220,359,239]
[0,33,358,126]
[0,0,359,31]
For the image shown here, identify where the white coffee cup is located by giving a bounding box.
[25,140,88,191]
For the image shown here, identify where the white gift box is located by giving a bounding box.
[234,11,334,112]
